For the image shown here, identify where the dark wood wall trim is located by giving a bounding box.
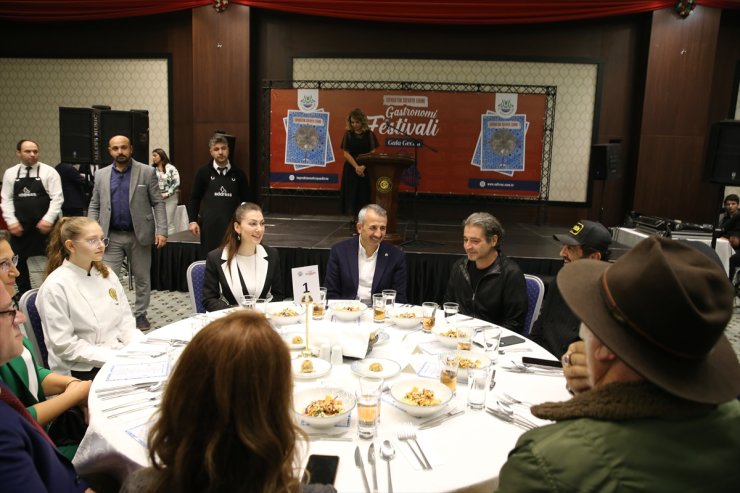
[634,6,723,223]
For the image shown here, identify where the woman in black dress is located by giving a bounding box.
[339,108,379,228]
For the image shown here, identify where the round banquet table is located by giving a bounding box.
[74,306,571,492]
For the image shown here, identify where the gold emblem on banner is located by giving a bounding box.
[376,177,392,194]
[109,288,118,302]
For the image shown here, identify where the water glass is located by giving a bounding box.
[483,328,502,361]
[372,293,386,323]
[466,366,489,410]
[255,298,270,314]
[312,287,328,320]
[443,302,459,321]
[422,302,437,333]
[439,352,460,393]
[190,313,209,338]
[240,294,257,310]
[382,289,396,318]
[456,326,473,351]
[358,376,383,439]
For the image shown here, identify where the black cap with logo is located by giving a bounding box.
[553,220,612,253]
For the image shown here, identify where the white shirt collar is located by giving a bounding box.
[212,161,231,174]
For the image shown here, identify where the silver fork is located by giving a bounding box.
[402,423,432,470]
[500,392,536,407]
[396,428,428,470]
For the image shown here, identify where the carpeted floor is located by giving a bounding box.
[28,256,740,360]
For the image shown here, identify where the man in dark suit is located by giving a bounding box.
[325,203,408,303]
[88,135,167,330]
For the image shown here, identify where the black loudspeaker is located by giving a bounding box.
[589,143,622,181]
[59,107,95,163]
[705,120,740,185]
[98,110,150,165]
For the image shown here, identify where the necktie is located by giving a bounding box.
[220,168,226,176]
[0,384,54,445]
[25,166,31,177]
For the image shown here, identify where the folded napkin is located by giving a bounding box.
[304,319,377,359]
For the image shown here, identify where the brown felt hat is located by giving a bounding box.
[558,235,740,404]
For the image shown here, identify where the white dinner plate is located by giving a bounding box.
[292,357,332,380]
[350,358,402,379]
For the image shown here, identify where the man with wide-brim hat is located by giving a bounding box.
[497,236,740,492]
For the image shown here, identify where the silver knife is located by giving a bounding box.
[418,409,465,430]
[368,443,378,493]
[354,446,371,493]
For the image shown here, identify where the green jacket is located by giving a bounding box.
[0,337,51,420]
[498,381,740,492]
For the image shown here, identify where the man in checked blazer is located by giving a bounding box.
[324,203,408,303]
[88,135,167,330]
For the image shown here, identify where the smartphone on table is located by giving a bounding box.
[499,335,526,347]
[303,454,339,485]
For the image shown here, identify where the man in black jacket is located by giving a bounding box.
[529,220,611,373]
[187,134,251,258]
[443,212,527,333]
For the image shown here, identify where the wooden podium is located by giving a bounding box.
[356,152,415,244]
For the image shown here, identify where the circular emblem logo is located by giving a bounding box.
[376,176,392,194]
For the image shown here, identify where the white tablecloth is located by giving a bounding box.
[613,227,733,274]
[75,309,570,492]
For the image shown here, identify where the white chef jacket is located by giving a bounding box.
[38,260,143,374]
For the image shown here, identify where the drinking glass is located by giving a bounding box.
[190,313,209,338]
[358,376,383,439]
[483,328,502,362]
[438,352,460,393]
[422,302,437,333]
[466,366,489,410]
[372,293,386,323]
[240,294,257,310]
[312,287,327,320]
[456,326,473,351]
[382,289,396,318]
[255,298,270,314]
[443,302,459,322]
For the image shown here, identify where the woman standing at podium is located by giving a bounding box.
[339,108,378,231]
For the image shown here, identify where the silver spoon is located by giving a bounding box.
[380,440,395,493]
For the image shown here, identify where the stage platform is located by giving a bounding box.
[151,214,631,305]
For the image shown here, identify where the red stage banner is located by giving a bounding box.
[269,88,550,198]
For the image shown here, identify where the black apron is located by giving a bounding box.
[199,170,241,255]
[11,166,51,256]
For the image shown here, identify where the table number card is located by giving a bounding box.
[291,265,321,303]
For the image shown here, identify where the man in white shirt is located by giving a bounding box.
[324,204,408,303]
[1,140,63,297]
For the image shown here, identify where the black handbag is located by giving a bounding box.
[47,406,87,447]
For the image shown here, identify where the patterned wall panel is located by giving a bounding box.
[0,58,169,173]
[293,58,596,203]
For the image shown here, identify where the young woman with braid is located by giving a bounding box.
[37,217,142,380]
